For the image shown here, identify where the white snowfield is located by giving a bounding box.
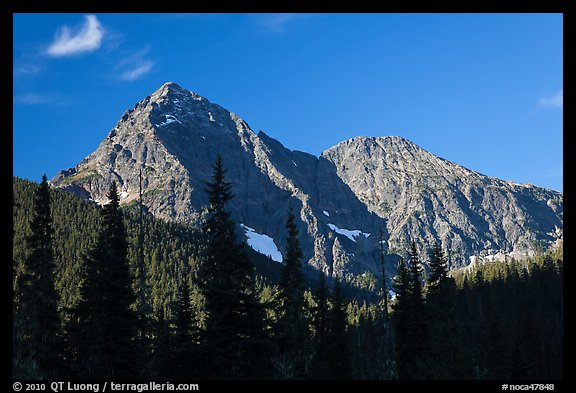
[241,224,283,263]
[327,223,370,242]
[323,210,330,217]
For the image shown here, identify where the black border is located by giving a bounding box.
[7,1,570,391]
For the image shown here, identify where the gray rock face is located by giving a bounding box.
[322,136,563,266]
[51,82,563,278]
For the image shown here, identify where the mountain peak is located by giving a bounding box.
[151,82,205,104]
[324,135,420,157]
[157,81,187,93]
[353,135,415,146]
[51,86,563,272]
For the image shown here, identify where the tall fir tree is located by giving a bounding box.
[199,155,270,379]
[326,279,352,379]
[407,241,424,310]
[406,240,427,379]
[377,228,395,379]
[378,227,390,320]
[392,241,427,379]
[13,174,61,379]
[133,166,153,372]
[147,308,172,379]
[424,242,461,379]
[65,182,138,378]
[427,242,448,288]
[392,256,411,379]
[276,206,309,378]
[310,271,331,378]
[171,281,198,378]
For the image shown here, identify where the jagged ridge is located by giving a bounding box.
[51,82,563,278]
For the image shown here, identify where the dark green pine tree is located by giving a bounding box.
[392,240,427,379]
[13,174,62,379]
[427,242,448,289]
[406,240,427,379]
[326,279,352,379]
[424,242,461,379]
[171,282,198,378]
[310,271,331,378]
[199,154,270,379]
[65,182,138,378]
[276,206,309,378]
[392,256,411,379]
[147,309,172,379]
[132,167,153,374]
[407,241,424,311]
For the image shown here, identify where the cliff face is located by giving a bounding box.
[51,82,563,278]
[322,136,563,263]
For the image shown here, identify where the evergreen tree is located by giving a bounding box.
[147,309,172,379]
[392,257,411,379]
[65,182,138,378]
[376,228,395,379]
[427,242,448,289]
[276,206,309,378]
[310,271,331,378]
[407,241,427,379]
[13,174,61,379]
[134,166,153,367]
[407,241,424,310]
[171,281,198,378]
[378,227,390,319]
[327,279,353,379]
[424,242,461,379]
[199,155,270,379]
[392,241,427,379]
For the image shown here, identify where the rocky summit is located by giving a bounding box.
[51,82,563,278]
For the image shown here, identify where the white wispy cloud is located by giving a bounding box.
[538,89,563,109]
[120,60,154,81]
[14,92,53,105]
[260,13,310,33]
[46,15,104,57]
[115,46,155,81]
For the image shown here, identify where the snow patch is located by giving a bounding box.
[467,249,536,271]
[155,114,181,127]
[120,191,129,199]
[241,224,283,263]
[190,92,203,101]
[292,160,298,167]
[327,223,370,242]
[323,210,330,217]
[208,112,215,122]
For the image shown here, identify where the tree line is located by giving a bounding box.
[13,157,563,380]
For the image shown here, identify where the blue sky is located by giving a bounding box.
[13,13,563,191]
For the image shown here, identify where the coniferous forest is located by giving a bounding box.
[12,158,563,380]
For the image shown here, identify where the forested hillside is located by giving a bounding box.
[13,171,563,380]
